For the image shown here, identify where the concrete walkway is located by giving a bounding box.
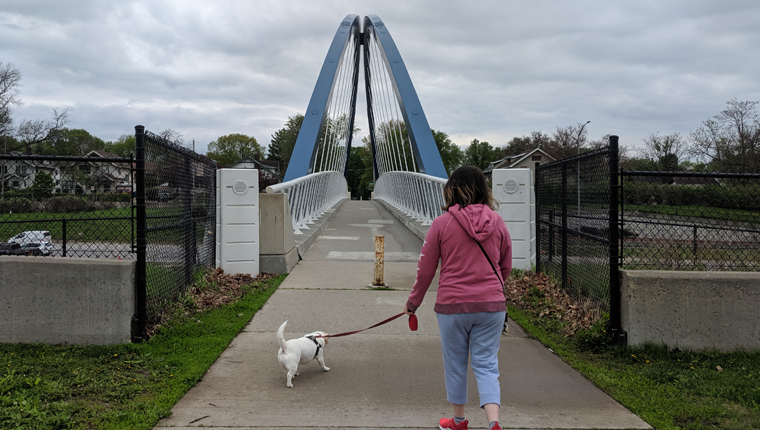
[156,201,651,430]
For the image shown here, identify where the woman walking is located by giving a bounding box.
[404,165,511,430]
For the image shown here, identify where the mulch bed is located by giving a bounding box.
[504,272,601,336]
[146,268,277,337]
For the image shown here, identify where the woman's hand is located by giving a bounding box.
[403,304,415,316]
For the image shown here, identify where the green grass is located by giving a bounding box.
[1,206,207,244]
[509,306,760,429]
[0,208,133,242]
[0,273,285,430]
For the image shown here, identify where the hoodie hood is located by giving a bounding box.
[448,203,500,242]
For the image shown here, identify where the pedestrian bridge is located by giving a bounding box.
[215,14,536,276]
[267,14,448,240]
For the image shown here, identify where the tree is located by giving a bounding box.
[641,132,687,171]
[40,128,105,156]
[13,108,70,154]
[31,171,54,199]
[0,61,22,137]
[268,113,304,175]
[690,99,760,172]
[431,129,463,174]
[346,145,373,199]
[463,138,501,170]
[0,62,71,153]
[104,134,136,157]
[206,133,263,167]
[158,129,184,145]
[543,123,590,160]
[502,131,551,156]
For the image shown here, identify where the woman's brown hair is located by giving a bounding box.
[442,165,496,211]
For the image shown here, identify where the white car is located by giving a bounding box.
[18,242,53,256]
[8,230,51,245]
[8,231,54,256]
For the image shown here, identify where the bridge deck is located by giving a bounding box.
[156,200,650,430]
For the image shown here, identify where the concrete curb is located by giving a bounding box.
[374,199,430,241]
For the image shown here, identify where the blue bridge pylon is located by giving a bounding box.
[283,14,448,182]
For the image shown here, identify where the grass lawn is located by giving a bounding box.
[0,272,285,430]
[508,272,760,430]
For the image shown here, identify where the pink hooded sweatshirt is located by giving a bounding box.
[406,203,512,314]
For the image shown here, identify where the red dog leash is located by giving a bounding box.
[319,313,418,338]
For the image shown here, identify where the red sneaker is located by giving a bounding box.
[490,423,502,430]
[439,417,468,430]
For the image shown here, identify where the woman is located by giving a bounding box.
[404,165,511,430]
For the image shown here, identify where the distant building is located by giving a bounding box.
[0,150,133,195]
[226,158,282,190]
[483,147,556,179]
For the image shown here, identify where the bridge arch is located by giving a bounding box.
[284,14,447,181]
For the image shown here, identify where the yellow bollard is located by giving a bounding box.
[373,235,385,287]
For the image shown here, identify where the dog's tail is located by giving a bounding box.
[276,320,288,350]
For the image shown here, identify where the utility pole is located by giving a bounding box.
[576,120,590,220]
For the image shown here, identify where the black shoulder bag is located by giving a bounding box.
[475,241,509,335]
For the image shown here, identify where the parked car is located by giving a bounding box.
[18,242,52,256]
[0,242,24,256]
[8,230,51,245]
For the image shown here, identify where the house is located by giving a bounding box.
[0,155,59,194]
[227,158,282,181]
[483,147,556,179]
[56,150,132,194]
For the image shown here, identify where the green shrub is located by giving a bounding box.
[0,197,34,213]
[46,196,94,213]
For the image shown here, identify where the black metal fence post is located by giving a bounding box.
[548,210,554,262]
[131,125,147,343]
[608,135,624,343]
[61,218,67,257]
[561,162,568,291]
[534,162,541,274]
[183,157,194,288]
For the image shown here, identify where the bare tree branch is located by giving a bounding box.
[13,108,71,154]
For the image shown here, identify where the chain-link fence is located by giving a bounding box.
[621,171,760,271]
[535,136,622,338]
[138,129,217,327]
[1,153,134,258]
[536,145,615,310]
[2,127,218,342]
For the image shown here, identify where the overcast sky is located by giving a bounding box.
[2,0,759,157]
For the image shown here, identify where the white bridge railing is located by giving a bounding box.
[266,172,348,235]
[373,171,447,225]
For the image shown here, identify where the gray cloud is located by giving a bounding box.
[2,0,759,157]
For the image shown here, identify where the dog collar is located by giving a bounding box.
[306,335,322,359]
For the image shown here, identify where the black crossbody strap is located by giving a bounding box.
[475,241,503,286]
[475,240,509,335]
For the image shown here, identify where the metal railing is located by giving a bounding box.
[266,171,348,234]
[373,171,447,225]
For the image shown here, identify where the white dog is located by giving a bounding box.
[276,321,330,388]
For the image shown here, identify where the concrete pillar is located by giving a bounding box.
[216,169,259,275]
[259,193,298,273]
[492,169,536,271]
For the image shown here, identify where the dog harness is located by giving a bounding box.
[305,335,322,359]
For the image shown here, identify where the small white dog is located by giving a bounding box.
[276,321,330,388]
